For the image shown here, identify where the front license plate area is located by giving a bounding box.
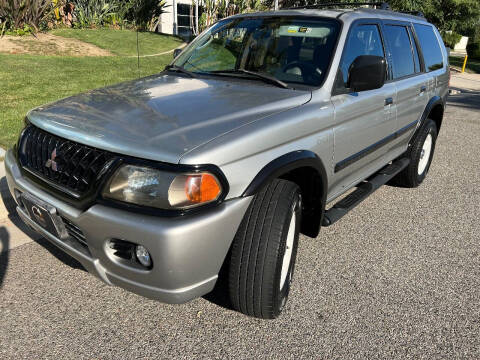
[20,193,67,239]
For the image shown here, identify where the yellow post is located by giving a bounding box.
[462,54,468,73]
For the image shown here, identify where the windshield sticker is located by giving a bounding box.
[280,25,331,38]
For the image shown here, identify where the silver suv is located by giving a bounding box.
[5,5,449,319]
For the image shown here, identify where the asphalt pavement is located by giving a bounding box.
[0,76,479,359]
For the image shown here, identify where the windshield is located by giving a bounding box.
[173,16,340,87]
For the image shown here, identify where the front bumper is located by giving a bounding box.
[5,149,252,303]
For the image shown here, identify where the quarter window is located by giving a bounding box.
[384,25,415,79]
[339,24,385,86]
[413,24,444,72]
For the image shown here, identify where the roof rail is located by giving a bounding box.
[399,10,425,17]
[288,2,391,10]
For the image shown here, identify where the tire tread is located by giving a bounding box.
[228,179,300,319]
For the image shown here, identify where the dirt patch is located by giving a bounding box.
[0,33,112,56]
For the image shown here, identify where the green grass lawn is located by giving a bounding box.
[0,53,173,149]
[449,56,480,74]
[51,29,184,56]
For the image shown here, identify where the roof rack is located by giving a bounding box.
[400,10,425,17]
[288,2,391,10]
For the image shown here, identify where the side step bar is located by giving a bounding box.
[322,157,410,227]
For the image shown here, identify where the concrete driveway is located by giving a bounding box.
[0,72,479,359]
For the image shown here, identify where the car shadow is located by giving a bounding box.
[448,87,480,111]
[0,227,9,288]
[0,176,85,272]
[202,251,234,311]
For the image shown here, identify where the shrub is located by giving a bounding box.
[0,0,53,32]
[70,0,167,30]
[72,0,117,28]
[114,0,168,31]
[441,31,462,49]
[467,42,480,60]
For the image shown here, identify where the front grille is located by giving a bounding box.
[61,217,88,248]
[18,125,114,197]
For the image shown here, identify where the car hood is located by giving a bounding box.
[27,74,311,164]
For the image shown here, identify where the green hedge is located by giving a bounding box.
[467,42,480,60]
[441,31,462,49]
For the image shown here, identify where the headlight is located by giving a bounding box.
[102,165,223,210]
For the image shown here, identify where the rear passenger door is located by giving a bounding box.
[381,21,428,152]
[329,20,396,200]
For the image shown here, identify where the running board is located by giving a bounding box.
[322,158,410,227]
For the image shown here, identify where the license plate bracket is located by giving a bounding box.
[20,192,68,239]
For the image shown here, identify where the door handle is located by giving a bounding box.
[385,97,393,106]
[420,86,427,93]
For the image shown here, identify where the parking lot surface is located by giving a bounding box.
[0,79,479,359]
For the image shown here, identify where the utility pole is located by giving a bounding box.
[195,0,199,35]
[173,0,178,35]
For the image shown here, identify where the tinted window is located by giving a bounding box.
[414,24,444,72]
[408,27,421,73]
[384,25,415,78]
[339,24,384,86]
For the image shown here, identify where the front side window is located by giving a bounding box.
[384,25,415,79]
[339,24,385,87]
[173,17,341,87]
[413,24,444,72]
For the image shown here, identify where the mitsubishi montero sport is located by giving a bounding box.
[5,4,449,319]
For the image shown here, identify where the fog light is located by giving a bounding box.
[135,245,152,268]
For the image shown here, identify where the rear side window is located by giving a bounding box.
[413,24,444,72]
[384,25,415,79]
[339,24,385,86]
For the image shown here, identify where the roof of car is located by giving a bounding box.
[229,7,430,25]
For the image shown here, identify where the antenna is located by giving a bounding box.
[136,29,140,70]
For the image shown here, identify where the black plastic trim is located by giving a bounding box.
[409,95,444,144]
[335,119,418,173]
[242,150,328,238]
[242,151,327,197]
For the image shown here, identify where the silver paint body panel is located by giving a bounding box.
[5,149,252,303]
[6,9,449,303]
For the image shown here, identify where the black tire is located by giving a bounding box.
[228,179,302,319]
[392,119,438,188]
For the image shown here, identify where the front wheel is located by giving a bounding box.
[228,179,302,319]
[392,119,438,188]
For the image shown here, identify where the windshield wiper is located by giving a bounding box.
[165,65,196,78]
[210,69,290,89]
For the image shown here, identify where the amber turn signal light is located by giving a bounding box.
[185,173,221,203]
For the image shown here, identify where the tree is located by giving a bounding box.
[420,0,480,36]
[266,0,480,36]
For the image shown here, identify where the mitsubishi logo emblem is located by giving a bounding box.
[45,148,58,171]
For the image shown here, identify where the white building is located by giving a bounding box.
[158,0,200,38]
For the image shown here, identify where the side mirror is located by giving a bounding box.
[173,48,182,58]
[348,55,386,92]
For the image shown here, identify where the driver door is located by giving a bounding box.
[328,21,397,200]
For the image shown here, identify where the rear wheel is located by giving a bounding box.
[228,179,301,319]
[392,119,437,188]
